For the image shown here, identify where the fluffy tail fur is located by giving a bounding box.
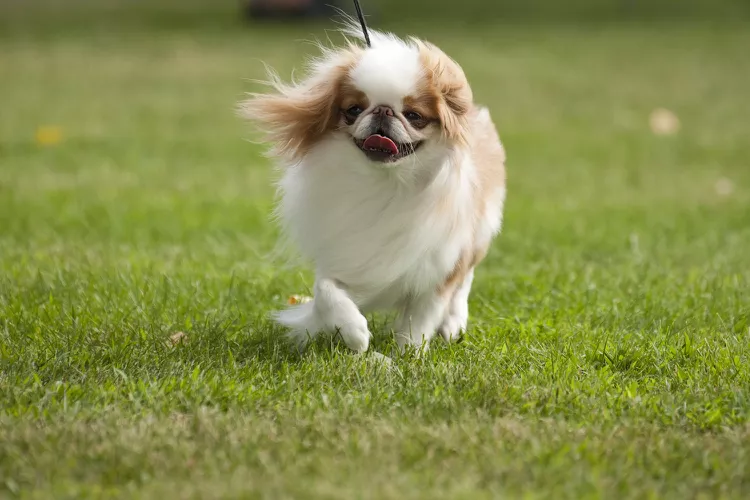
[273,302,321,350]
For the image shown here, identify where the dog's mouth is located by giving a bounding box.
[354,133,423,163]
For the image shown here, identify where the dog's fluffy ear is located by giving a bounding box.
[240,47,362,160]
[414,40,473,146]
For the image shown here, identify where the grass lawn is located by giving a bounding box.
[1,3,749,498]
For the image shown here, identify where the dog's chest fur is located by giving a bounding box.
[278,141,476,310]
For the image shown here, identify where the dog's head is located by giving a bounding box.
[241,27,473,170]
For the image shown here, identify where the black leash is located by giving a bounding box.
[351,0,371,47]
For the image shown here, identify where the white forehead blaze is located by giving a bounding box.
[349,39,421,111]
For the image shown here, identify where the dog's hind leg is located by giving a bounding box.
[394,292,450,354]
[438,268,474,343]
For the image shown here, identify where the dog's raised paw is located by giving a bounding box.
[336,316,371,353]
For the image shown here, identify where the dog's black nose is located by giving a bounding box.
[372,105,394,117]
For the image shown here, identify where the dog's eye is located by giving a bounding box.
[345,105,364,117]
[404,111,423,122]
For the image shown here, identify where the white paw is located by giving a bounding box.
[438,312,468,343]
[336,314,371,353]
[274,300,371,352]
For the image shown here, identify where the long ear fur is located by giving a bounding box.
[240,46,362,161]
[414,40,473,146]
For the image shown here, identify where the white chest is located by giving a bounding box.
[278,155,474,309]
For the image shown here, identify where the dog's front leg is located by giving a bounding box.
[275,277,371,353]
[313,277,371,352]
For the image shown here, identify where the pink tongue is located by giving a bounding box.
[363,134,398,155]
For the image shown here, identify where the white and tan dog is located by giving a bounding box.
[242,25,506,354]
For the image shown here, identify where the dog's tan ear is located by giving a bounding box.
[240,48,361,160]
[415,40,473,146]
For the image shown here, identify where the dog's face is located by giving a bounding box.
[243,33,473,171]
[340,39,472,166]
[340,83,432,165]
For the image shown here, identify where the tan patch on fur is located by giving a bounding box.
[439,107,506,298]
[240,46,363,160]
[470,107,507,205]
[402,94,439,121]
[413,39,473,145]
[438,242,490,299]
[439,249,472,298]
[340,81,369,112]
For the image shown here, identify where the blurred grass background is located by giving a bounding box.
[1,0,749,498]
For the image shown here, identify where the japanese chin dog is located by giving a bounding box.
[241,23,506,354]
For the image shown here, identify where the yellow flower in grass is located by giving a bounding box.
[35,126,62,146]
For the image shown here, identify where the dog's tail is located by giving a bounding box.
[273,302,321,350]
